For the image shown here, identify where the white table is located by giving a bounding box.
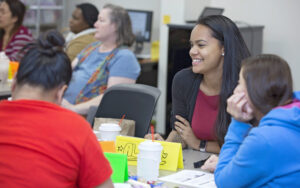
[181,149,211,169]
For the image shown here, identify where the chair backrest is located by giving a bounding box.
[92,84,161,138]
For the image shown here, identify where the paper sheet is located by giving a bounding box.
[159,170,216,188]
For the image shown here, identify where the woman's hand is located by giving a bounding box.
[144,133,164,141]
[174,115,199,149]
[227,92,254,122]
[201,154,219,172]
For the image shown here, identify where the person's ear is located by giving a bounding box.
[55,85,68,105]
[82,20,90,30]
[111,23,117,33]
[221,47,225,57]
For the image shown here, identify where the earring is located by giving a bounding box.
[222,52,225,56]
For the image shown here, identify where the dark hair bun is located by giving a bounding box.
[37,30,65,56]
[17,29,72,90]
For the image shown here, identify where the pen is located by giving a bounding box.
[193,155,210,168]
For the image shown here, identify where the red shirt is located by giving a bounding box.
[0,100,112,188]
[191,90,219,140]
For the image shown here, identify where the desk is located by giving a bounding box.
[0,83,11,100]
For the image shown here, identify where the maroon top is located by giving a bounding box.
[0,26,33,61]
[191,89,219,140]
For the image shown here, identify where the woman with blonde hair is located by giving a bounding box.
[63,4,141,115]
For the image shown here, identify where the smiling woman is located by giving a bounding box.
[0,0,33,61]
[146,15,250,162]
[190,24,224,76]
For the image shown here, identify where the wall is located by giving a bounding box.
[64,0,300,133]
[184,0,211,21]
[65,0,300,90]
[64,0,160,54]
[156,0,186,134]
[156,0,211,134]
[211,0,300,90]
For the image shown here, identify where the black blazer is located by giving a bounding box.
[170,67,203,129]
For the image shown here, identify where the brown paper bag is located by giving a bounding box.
[93,117,135,136]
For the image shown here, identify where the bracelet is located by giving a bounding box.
[199,140,207,152]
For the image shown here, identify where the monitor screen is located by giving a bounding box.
[127,9,153,42]
[199,7,224,18]
[186,7,224,23]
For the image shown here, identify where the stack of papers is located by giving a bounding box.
[113,183,132,188]
[159,170,216,188]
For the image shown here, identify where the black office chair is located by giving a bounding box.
[88,84,161,138]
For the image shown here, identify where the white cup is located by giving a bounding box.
[98,123,121,141]
[93,130,102,141]
[137,140,163,181]
[0,63,9,85]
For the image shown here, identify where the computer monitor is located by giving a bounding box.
[185,7,224,23]
[199,7,224,18]
[127,9,153,42]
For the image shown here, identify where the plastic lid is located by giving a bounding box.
[98,123,121,131]
[0,52,9,60]
[138,140,163,151]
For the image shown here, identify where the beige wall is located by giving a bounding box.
[65,0,300,90]
[212,0,300,90]
[64,0,160,41]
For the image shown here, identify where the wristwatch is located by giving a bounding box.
[199,140,207,152]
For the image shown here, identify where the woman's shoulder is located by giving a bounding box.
[172,68,202,96]
[80,41,101,54]
[17,26,33,36]
[12,26,33,41]
[173,67,199,84]
[117,48,135,57]
[74,33,97,42]
[113,48,137,62]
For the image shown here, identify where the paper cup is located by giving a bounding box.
[137,140,163,181]
[98,123,121,141]
[93,130,102,140]
[8,61,19,81]
[0,63,9,85]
